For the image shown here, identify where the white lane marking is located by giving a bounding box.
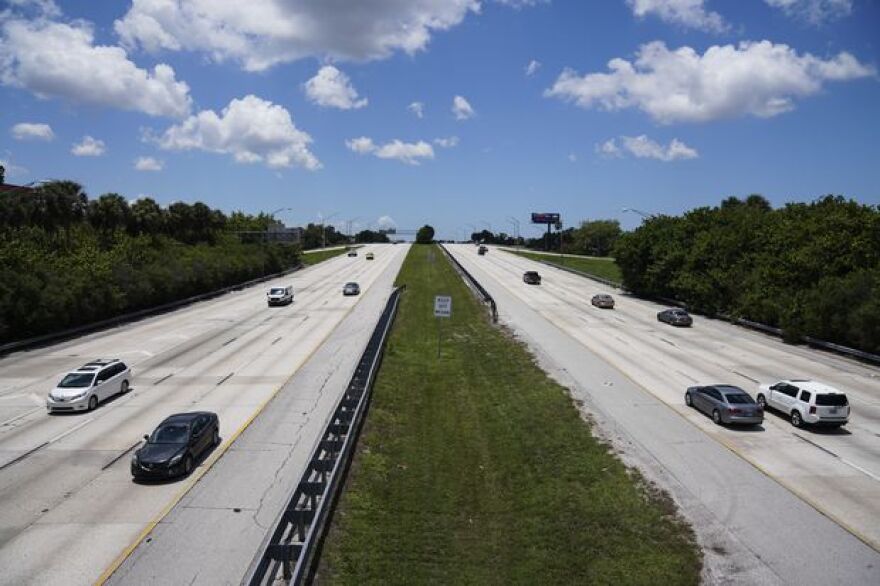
[49,417,95,443]
[839,458,880,483]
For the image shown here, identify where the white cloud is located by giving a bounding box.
[546,40,875,124]
[5,0,60,18]
[597,139,622,157]
[765,0,852,24]
[346,136,434,165]
[376,215,396,229]
[134,156,163,171]
[71,135,106,156]
[567,153,577,162]
[408,101,425,118]
[11,122,54,141]
[0,18,192,118]
[433,136,459,148]
[452,95,475,120]
[621,135,698,161]
[0,158,28,178]
[155,95,320,170]
[525,59,541,76]
[627,0,728,32]
[115,0,483,71]
[303,65,367,109]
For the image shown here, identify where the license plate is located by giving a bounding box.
[829,407,838,413]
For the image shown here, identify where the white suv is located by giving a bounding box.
[47,359,132,413]
[756,379,849,428]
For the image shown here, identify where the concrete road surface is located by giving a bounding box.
[0,243,408,586]
[446,244,880,585]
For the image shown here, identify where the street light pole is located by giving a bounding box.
[320,211,340,248]
[621,207,654,219]
[506,216,520,244]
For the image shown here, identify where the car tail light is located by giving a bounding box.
[809,406,816,414]
[729,408,740,414]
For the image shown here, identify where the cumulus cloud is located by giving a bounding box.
[346,136,435,165]
[525,59,541,76]
[115,0,484,71]
[452,95,475,120]
[11,122,54,141]
[71,135,106,156]
[0,18,192,118]
[597,135,698,161]
[376,215,396,229]
[627,0,728,32]
[546,40,874,124]
[303,65,367,109]
[155,95,320,170]
[408,101,425,118]
[433,136,459,148]
[134,156,163,171]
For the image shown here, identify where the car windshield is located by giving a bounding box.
[58,373,95,388]
[671,310,688,316]
[816,394,848,406]
[725,394,754,404]
[346,283,357,288]
[150,423,190,444]
[269,288,285,295]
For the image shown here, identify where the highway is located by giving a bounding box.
[446,244,880,585]
[0,243,409,585]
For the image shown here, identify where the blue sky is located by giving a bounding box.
[1,0,878,239]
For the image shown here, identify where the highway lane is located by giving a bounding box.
[0,243,407,585]
[447,243,880,585]
[106,243,408,585]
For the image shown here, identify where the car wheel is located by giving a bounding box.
[212,428,220,446]
[756,394,766,409]
[791,411,803,428]
[685,393,693,407]
[88,395,98,411]
[183,454,194,476]
[121,380,130,394]
[712,410,722,425]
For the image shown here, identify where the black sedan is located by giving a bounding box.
[685,385,763,426]
[523,271,541,285]
[132,412,220,480]
[657,308,692,327]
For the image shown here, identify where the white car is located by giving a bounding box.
[756,379,849,428]
[267,285,293,306]
[47,359,131,413]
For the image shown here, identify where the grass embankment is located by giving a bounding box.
[301,246,352,266]
[511,249,622,284]
[318,244,700,585]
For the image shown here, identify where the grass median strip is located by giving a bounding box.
[301,247,353,266]
[317,244,699,584]
[510,249,622,284]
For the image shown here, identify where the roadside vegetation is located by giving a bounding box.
[301,247,353,266]
[613,195,880,352]
[0,181,299,344]
[511,249,623,284]
[318,244,700,585]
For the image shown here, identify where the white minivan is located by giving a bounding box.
[756,379,850,428]
[47,359,131,412]
[267,285,293,306]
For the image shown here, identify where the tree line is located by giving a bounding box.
[0,181,300,344]
[613,195,879,353]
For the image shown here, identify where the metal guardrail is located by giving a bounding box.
[439,244,498,323]
[0,263,304,356]
[243,285,405,586]
[523,255,880,366]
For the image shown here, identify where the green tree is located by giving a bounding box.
[573,219,622,256]
[415,225,435,244]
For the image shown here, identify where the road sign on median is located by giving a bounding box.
[434,295,452,318]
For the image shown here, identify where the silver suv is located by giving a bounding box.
[47,359,131,413]
[757,379,849,428]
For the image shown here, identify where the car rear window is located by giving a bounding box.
[816,394,848,406]
[725,394,754,404]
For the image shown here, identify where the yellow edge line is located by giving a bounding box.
[94,283,370,585]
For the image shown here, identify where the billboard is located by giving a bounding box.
[531,212,561,224]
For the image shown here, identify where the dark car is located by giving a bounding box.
[523,271,541,285]
[657,308,692,326]
[591,294,614,309]
[347,250,357,257]
[685,385,763,426]
[132,412,219,480]
[478,245,488,255]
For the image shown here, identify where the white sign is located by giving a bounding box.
[434,295,452,318]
